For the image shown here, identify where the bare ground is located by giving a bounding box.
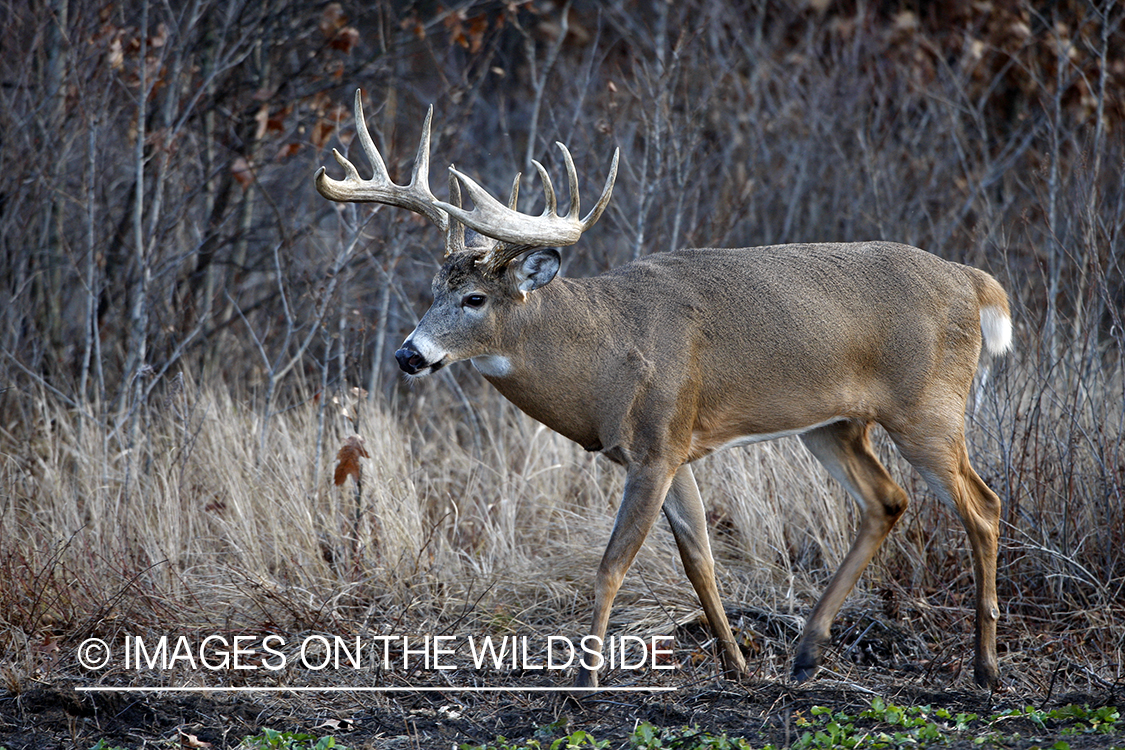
[3,610,1122,750]
[3,676,1122,749]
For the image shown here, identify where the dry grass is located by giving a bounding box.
[1,334,1122,697]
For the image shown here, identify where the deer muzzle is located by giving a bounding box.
[395,345,428,375]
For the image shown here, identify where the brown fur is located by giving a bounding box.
[405,240,1011,690]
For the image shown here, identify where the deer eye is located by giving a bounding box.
[462,293,487,309]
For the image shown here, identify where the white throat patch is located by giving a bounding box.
[471,355,513,378]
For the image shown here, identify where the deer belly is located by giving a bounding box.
[688,417,844,460]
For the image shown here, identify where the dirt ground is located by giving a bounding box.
[3,677,1122,749]
[2,612,1122,750]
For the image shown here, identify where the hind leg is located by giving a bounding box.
[793,420,910,682]
[890,427,1002,689]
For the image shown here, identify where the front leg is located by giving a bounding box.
[663,464,748,680]
[575,461,678,690]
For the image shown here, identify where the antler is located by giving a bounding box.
[434,143,619,269]
[315,89,619,266]
[315,90,461,244]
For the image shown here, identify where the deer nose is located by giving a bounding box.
[395,345,427,374]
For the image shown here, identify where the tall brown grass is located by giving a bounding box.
[2,334,1121,692]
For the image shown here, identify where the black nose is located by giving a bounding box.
[395,346,427,374]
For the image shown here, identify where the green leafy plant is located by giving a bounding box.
[460,728,608,750]
[239,728,347,750]
[786,699,1124,750]
[630,722,753,749]
[464,700,1123,750]
[1048,704,1121,735]
[987,704,1120,739]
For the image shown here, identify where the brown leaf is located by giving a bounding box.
[179,731,212,748]
[329,27,360,53]
[319,3,348,37]
[276,142,302,162]
[466,15,488,54]
[334,435,370,486]
[231,157,253,190]
[267,105,291,135]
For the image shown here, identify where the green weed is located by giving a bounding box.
[786,699,1123,750]
[238,728,347,750]
[630,723,754,749]
[81,700,1123,750]
[460,728,608,750]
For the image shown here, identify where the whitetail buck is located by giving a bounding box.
[316,91,1011,690]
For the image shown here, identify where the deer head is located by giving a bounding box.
[315,90,617,377]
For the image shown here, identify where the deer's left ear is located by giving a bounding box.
[513,248,561,293]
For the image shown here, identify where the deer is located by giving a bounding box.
[316,90,1012,691]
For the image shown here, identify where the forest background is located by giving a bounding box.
[0,0,1122,747]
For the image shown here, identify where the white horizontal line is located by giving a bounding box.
[75,686,676,693]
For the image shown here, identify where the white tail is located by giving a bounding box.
[981,305,1013,356]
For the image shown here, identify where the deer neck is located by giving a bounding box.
[478,277,618,451]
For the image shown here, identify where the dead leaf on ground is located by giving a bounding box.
[179,731,212,748]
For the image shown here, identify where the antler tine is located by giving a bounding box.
[433,145,618,250]
[315,90,448,233]
[507,173,521,210]
[444,169,467,257]
[530,160,557,216]
[352,89,390,182]
[580,147,619,230]
[555,143,581,222]
[409,105,434,196]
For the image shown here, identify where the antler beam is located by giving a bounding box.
[316,89,618,264]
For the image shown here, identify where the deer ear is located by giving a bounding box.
[513,248,560,293]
